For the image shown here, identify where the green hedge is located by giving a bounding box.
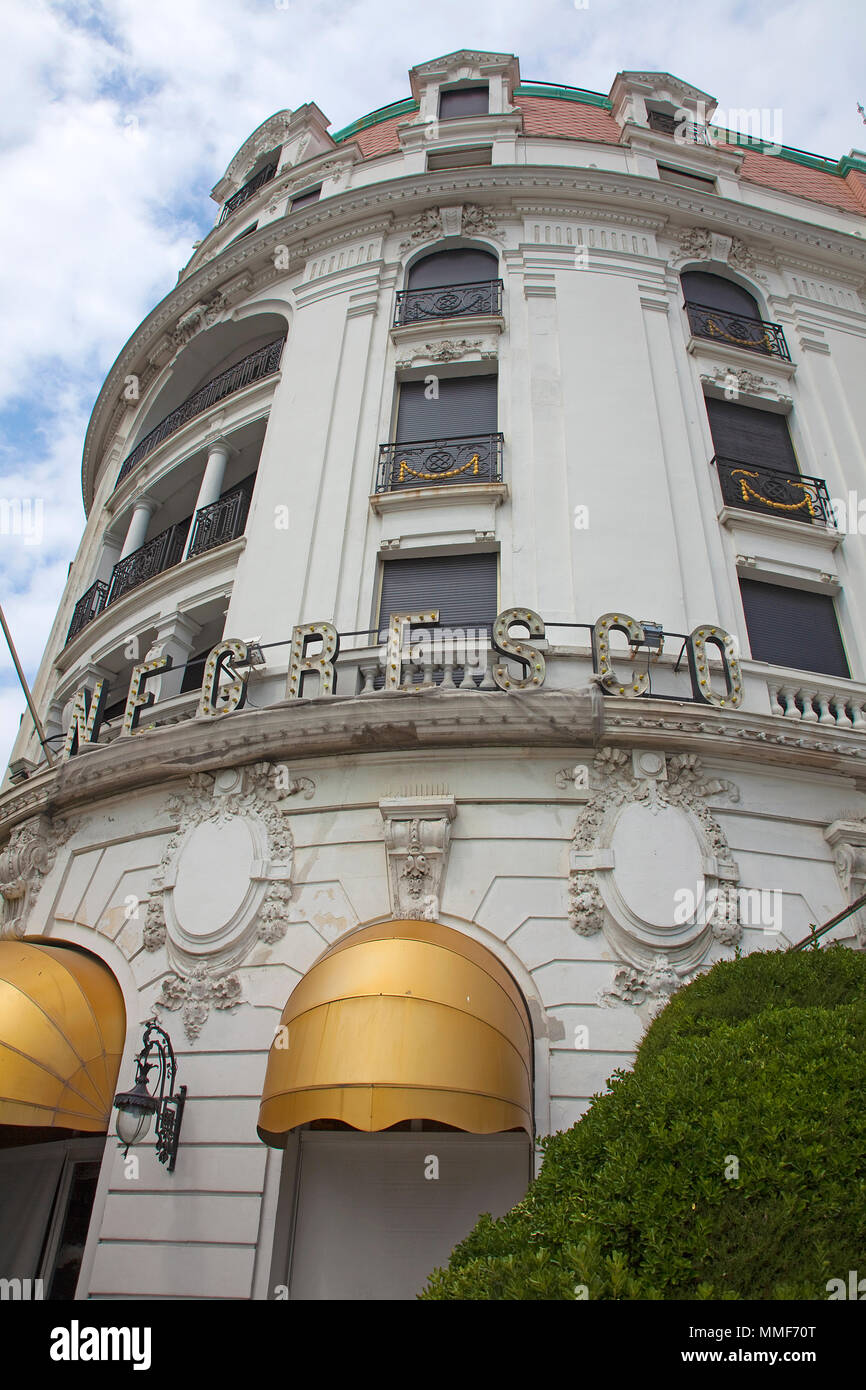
[420,946,866,1300]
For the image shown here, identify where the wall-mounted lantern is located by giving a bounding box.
[113,1018,186,1171]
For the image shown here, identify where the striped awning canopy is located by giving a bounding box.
[258,920,533,1143]
[0,939,126,1132]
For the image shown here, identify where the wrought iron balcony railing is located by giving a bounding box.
[647,110,710,143]
[66,580,109,644]
[187,475,255,559]
[115,339,284,488]
[714,456,835,526]
[218,162,278,224]
[685,301,791,360]
[394,279,503,326]
[106,521,189,606]
[376,432,504,492]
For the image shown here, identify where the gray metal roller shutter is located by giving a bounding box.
[396,374,498,443]
[706,399,799,474]
[739,579,849,677]
[408,249,498,290]
[682,271,760,317]
[378,552,498,631]
[438,86,489,119]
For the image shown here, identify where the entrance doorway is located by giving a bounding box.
[279,1130,530,1300]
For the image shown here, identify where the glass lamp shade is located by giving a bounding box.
[114,1082,158,1146]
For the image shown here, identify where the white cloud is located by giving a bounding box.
[0,0,863,769]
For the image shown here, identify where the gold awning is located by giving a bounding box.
[258,920,533,1143]
[0,939,126,1132]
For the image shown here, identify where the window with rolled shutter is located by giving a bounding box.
[395,375,497,443]
[377,552,498,634]
[739,579,849,678]
[705,400,799,474]
[438,85,489,119]
[407,249,498,291]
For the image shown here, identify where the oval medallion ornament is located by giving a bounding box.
[610,801,704,930]
[171,817,260,948]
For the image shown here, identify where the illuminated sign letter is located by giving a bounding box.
[688,625,743,707]
[122,656,172,734]
[492,608,546,691]
[286,623,340,698]
[63,680,108,758]
[197,640,248,718]
[591,613,649,696]
[382,612,438,691]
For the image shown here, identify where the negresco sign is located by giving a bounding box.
[62,609,743,758]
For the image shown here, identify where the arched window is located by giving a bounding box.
[682,270,761,319]
[396,247,501,324]
[681,271,789,359]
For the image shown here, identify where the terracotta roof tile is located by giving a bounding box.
[341,94,864,221]
[517,96,621,144]
[739,150,862,215]
[347,116,404,159]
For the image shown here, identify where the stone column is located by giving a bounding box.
[119,497,158,560]
[183,441,231,559]
[143,612,203,703]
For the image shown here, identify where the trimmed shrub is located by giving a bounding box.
[420,946,866,1300]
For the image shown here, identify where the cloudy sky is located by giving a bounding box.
[1,0,864,769]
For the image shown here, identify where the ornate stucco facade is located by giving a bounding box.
[2,51,866,1301]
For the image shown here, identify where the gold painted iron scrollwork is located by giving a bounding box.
[397,452,480,483]
[730,469,816,516]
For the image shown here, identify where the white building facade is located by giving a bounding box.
[2,51,866,1301]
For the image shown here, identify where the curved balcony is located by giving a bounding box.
[394,280,503,326]
[685,301,791,361]
[115,339,284,489]
[66,580,110,643]
[218,162,278,224]
[65,475,255,645]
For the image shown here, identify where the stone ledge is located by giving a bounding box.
[3,687,866,836]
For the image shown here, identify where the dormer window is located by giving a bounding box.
[647,105,709,145]
[438,84,489,119]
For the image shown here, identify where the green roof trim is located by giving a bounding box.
[514,82,612,110]
[332,98,419,143]
[708,125,843,173]
[330,86,861,185]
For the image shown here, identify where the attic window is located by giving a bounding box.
[657,163,717,192]
[427,146,492,172]
[291,186,321,211]
[438,85,489,120]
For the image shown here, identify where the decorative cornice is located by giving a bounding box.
[4,689,866,842]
